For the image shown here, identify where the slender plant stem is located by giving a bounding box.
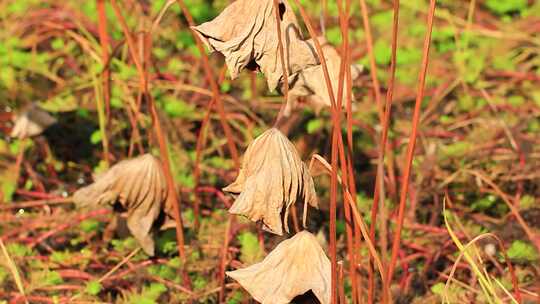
[358,0,383,121]
[174,0,240,232]
[109,1,188,281]
[386,0,436,287]
[218,217,233,303]
[375,1,400,302]
[357,0,387,300]
[285,2,339,301]
[290,2,386,302]
[96,0,111,123]
[272,0,290,128]
[336,0,359,302]
[91,62,110,167]
[173,1,240,168]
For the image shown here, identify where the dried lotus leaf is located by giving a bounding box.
[223,128,318,235]
[227,230,330,304]
[10,104,57,139]
[191,0,319,91]
[286,38,363,114]
[73,154,167,256]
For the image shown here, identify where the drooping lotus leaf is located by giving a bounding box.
[227,230,331,304]
[223,128,318,235]
[73,154,167,256]
[191,0,320,91]
[286,37,363,114]
[10,104,57,139]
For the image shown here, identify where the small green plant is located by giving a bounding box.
[85,280,102,296]
[237,232,263,264]
[444,203,518,304]
[507,240,539,263]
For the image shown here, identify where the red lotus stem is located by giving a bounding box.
[336,0,360,302]
[386,0,436,288]
[109,1,188,284]
[272,0,290,127]
[96,0,111,123]
[174,0,240,232]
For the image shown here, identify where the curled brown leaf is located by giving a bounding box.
[223,128,318,235]
[227,230,330,304]
[73,154,167,256]
[10,104,57,139]
[286,38,363,114]
[191,0,319,91]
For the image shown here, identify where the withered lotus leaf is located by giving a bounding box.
[73,154,167,256]
[224,128,318,235]
[191,0,319,91]
[287,38,363,113]
[227,230,330,304]
[10,104,57,139]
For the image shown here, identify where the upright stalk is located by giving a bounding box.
[376,1,400,302]
[174,0,240,231]
[91,62,110,167]
[96,0,111,123]
[272,0,290,128]
[283,2,339,301]
[336,0,360,302]
[109,0,188,276]
[356,0,400,301]
[290,1,386,302]
[386,0,436,287]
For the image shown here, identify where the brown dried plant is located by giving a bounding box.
[191,0,320,92]
[73,154,168,256]
[10,104,57,139]
[223,128,318,236]
[286,37,363,113]
[227,230,330,304]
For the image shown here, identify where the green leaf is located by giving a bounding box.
[111,237,138,253]
[79,219,101,233]
[126,283,167,304]
[307,118,324,134]
[6,243,34,257]
[326,27,342,46]
[371,11,393,29]
[31,270,63,288]
[90,130,102,144]
[237,232,263,264]
[0,266,8,286]
[430,282,445,295]
[193,275,208,291]
[507,240,539,262]
[220,80,232,93]
[147,263,177,281]
[508,95,525,106]
[485,0,527,15]
[163,99,195,119]
[226,290,245,304]
[51,38,64,50]
[85,280,102,296]
[155,229,178,255]
[441,141,471,158]
[519,195,535,209]
[374,40,391,66]
[1,179,16,203]
[471,195,497,211]
[50,250,74,264]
